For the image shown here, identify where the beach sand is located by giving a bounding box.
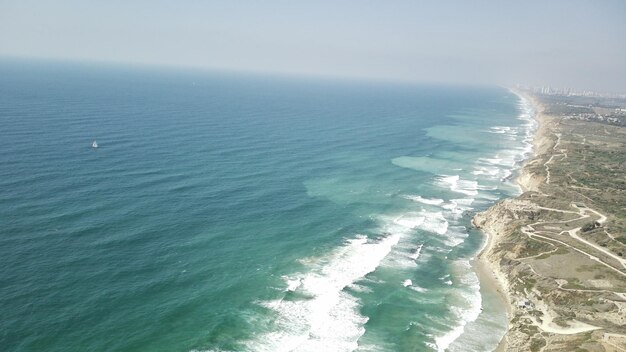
[471,89,547,351]
[473,228,512,352]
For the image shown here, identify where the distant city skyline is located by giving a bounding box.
[1,1,625,92]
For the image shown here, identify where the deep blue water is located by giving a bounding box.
[0,61,534,351]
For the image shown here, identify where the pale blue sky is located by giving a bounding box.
[1,1,625,91]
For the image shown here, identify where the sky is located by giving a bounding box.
[1,0,626,91]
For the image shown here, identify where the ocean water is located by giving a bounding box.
[0,61,535,352]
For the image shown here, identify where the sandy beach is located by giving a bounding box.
[473,230,512,351]
[473,87,626,350]
[472,89,547,351]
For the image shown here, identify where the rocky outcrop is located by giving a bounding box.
[474,198,539,233]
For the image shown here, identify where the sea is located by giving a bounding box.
[0,61,536,352]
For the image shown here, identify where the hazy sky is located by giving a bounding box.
[1,1,625,91]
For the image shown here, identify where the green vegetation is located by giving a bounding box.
[522,278,537,291]
[533,104,626,241]
[581,222,597,232]
[485,92,626,350]
[515,236,554,258]
[529,337,546,352]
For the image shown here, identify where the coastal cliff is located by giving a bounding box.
[474,93,626,351]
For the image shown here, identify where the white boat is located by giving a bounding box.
[92,140,98,148]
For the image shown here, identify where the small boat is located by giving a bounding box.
[92,140,98,148]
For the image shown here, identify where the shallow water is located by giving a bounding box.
[0,61,534,351]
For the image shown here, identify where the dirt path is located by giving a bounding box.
[603,333,626,352]
[526,204,626,269]
[567,228,626,269]
[524,229,626,278]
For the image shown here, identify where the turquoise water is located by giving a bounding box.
[0,61,534,352]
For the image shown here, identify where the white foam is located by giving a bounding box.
[470,98,538,192]
[382,250,420,270]
[437,174,460,186]
[479,157,503,166]
[346,283,372,293]
[408,243,423,260]
[419,211,449,235]
[441,199,474,218]
[373,212,446,270]
[487,127,506,134]
[436,175,478,196]
[501,169,513,182]
[284,277,303,292]
[389,210,448,236]
[450,198,474,207]
[434,261,482,352]
[403,195,445,206]
[410,285,428,293]
[392,213,426,229]
[427,92,537,351]
[487,126,515,135]
[441,226,469,247]
[248,233,400,351]
[471,166,500,177]
[249,92,539,352]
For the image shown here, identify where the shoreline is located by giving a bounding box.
[470,88,626,350]
[472,229,511,351]
[471,88,545,351]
